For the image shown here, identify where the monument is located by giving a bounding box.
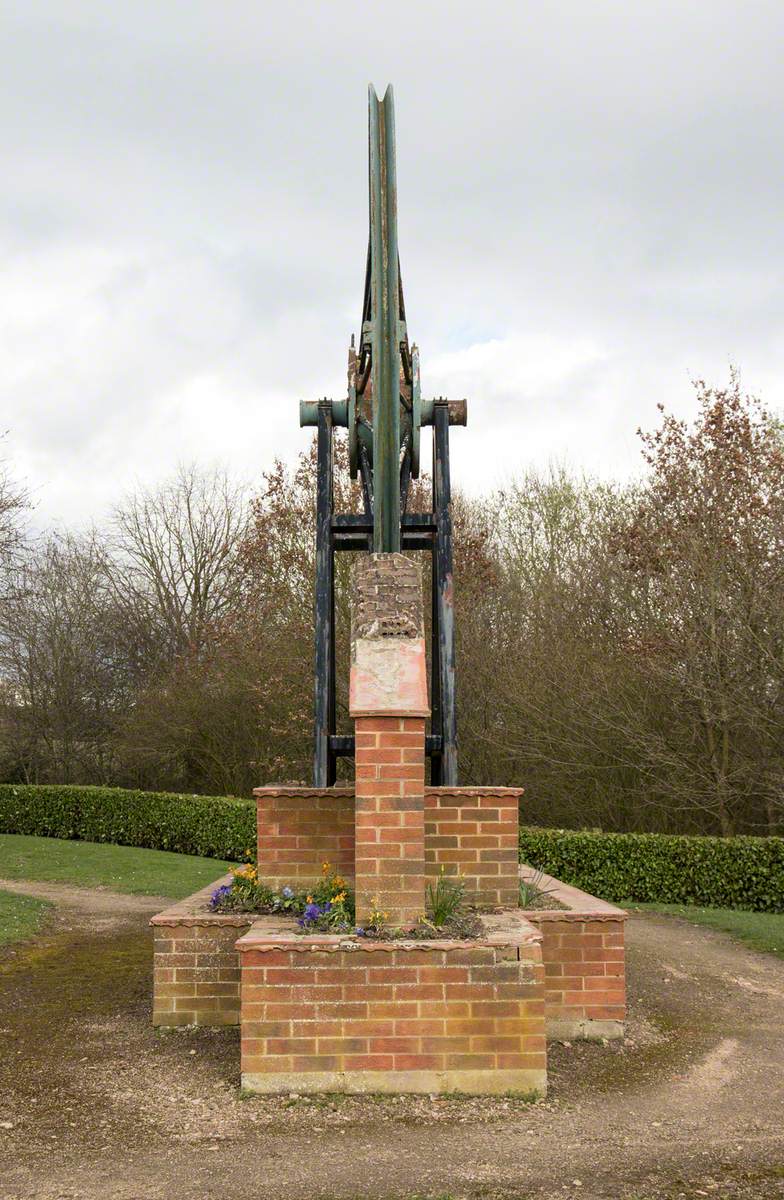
[151,86,627,1096]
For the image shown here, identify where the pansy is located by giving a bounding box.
[209,883,232,909]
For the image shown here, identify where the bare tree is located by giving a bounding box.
[108,464,249,672]
[0,533,130,782]
[0,442,29,593]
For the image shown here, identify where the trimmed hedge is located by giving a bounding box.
[0,784,255,863]
[1,785,781,912]
[519,826,784,913]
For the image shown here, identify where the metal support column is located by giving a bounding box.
[433,402,457,785]
[313,401,336,787]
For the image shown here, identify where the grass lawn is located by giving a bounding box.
[629,901,784,959]
[0,835,233,900]
[0,889,52,947]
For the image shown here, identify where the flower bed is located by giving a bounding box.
[209,860,483,940]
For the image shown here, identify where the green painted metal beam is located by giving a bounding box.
[368,84,401,553]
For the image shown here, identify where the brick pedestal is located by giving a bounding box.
[354,716,426,928]
[349,554,430,929]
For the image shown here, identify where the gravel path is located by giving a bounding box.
[1,882,783,1200]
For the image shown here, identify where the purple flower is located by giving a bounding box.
[210,884,232,909]
[303,902,322,922]
[281,886,294,899]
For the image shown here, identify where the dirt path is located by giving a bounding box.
[1,884,783,1200]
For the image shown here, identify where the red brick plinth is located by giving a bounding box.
[237,909,547,1096]
[150,866,628,1047]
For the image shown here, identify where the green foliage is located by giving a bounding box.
[426,867,465,927]
[0,784,255,862]
[519,826,784,913]
[518,867,559,909]
[0,834,233,898]
[0,888,51,947]
[1,784,781,915]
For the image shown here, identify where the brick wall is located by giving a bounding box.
[425,787,522,908]
[531,917,626,1040]
[253,783,524,912]
[238,915,547,1095]
[254,786,355,888]
[519,868,627,1040]
[151,870,627,1042]
[354,716,426,927]
[151,878,250,1027]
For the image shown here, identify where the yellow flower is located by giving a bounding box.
[332,891,346,903]
[321,861,331,875]
[306,895,313,903]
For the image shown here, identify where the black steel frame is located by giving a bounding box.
[313,399,457,787]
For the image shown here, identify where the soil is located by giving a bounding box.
[1,879,783,1200]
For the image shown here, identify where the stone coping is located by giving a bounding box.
[149,875,252,927]
[426,786,524,798]
[253,786,355,797]
[253,785,523,798]
[519,865,628,923]
[236,907,542,954]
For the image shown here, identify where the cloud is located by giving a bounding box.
[1,1,783,526]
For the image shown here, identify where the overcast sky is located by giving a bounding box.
[2,1,783,529]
